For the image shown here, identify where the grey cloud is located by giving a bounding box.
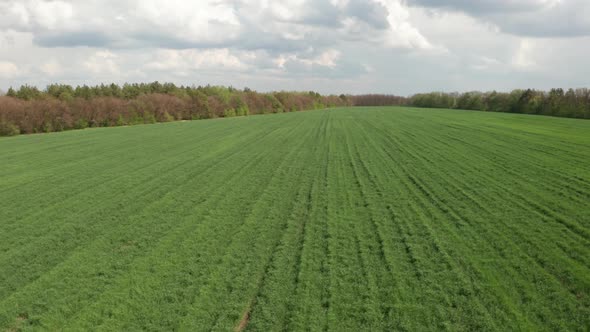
[11,0,397,52]
[406,0,536,13]
[34,31,114,48]
[286,1,343,27]
[281,59,369,79]
[282,0,392,30]
[346,0,390,29]
[4,0,589,95]
[408,0,590,37]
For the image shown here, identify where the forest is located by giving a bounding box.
[1,84,589,137]
[409,89,590,119]
[0,83,351,136]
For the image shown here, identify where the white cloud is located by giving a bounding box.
[375,0,433,49]
[0,0,433,52]
[147,48,249,72]
[131,0,241,44]
[0,0,74,30]
[0,2,30,30]
[0,0,589,94]
[471,56,503,71]
[275,49,341,70]
[0,61,19,78]
[512,39,537,70]
[408,0,590,37]
[84,51,119,75]
[314,49,341,67]
[30,1,74,30]
[39,60,62,76]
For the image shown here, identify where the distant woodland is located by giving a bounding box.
[355,89,590,119]
[409,89,590,119]
[0,83,350,136]
[0,83,588,136]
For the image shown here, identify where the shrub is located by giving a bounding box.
[163,112,175,122]
[116,115,126,126]
[224,108,237,118]
[74,119,89,130]
[236,106,249,116]
[0,122,20,136]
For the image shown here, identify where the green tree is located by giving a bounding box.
[16,85,42,100]
[6,87,17,97]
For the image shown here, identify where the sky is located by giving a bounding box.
[0,0,589,95]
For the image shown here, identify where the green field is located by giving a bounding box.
[1,107,589,331]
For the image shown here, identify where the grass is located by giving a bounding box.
[0,107,589,331]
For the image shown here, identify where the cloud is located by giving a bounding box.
[406,0,556,13]
[511,39,537,70]
[0,0,588,94]
[471,56,503,71]
[39,60,62,76]
[0,0,432,52]
[35,31,114,48]
[341,0,391,29]
[407,0,590,37]
[0,0,436,88]
[0,61,19,78]
[276,49,341,69]
[146,48,250,73]
[83,51,120,75]
[0,0,74,31]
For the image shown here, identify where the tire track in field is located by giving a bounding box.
[375,112,590,253]
[398,119,590,280]
[437,132,590,238]
[0,124,219,204]
[424,129,590,227]
[288,111,332,332]
[347,113,484,329]
[432,124,590,214]
[340,119,400,330]
[0,118,303,330]
[400,121,589,244]
[244,113,328,331]
[175,116,316,331]
[0,131,119,181]
[427,123,590,205]
[0,134,276,330]
[363,115,565,328]
[240,167,315,331]
[0,117,289,249]
[409,116,590,311]
[404,126,590,320]
[398,119,590,259]
[402,110,590,195]
[60,141,275,329]
[233,169,312,332]
[59,120,310,331]
[319,116,378,331]
[0,121,287,300]
[0,122,239,242]
[364,112,588,330]
[351,115,504,330]
[0,120,259,237]
[225,117,327,332]
[0,120,237,184]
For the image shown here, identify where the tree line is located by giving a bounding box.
[0,83,351,136]
[409,89,590,119]
[1,84,589,136]
[352,89,590,119]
